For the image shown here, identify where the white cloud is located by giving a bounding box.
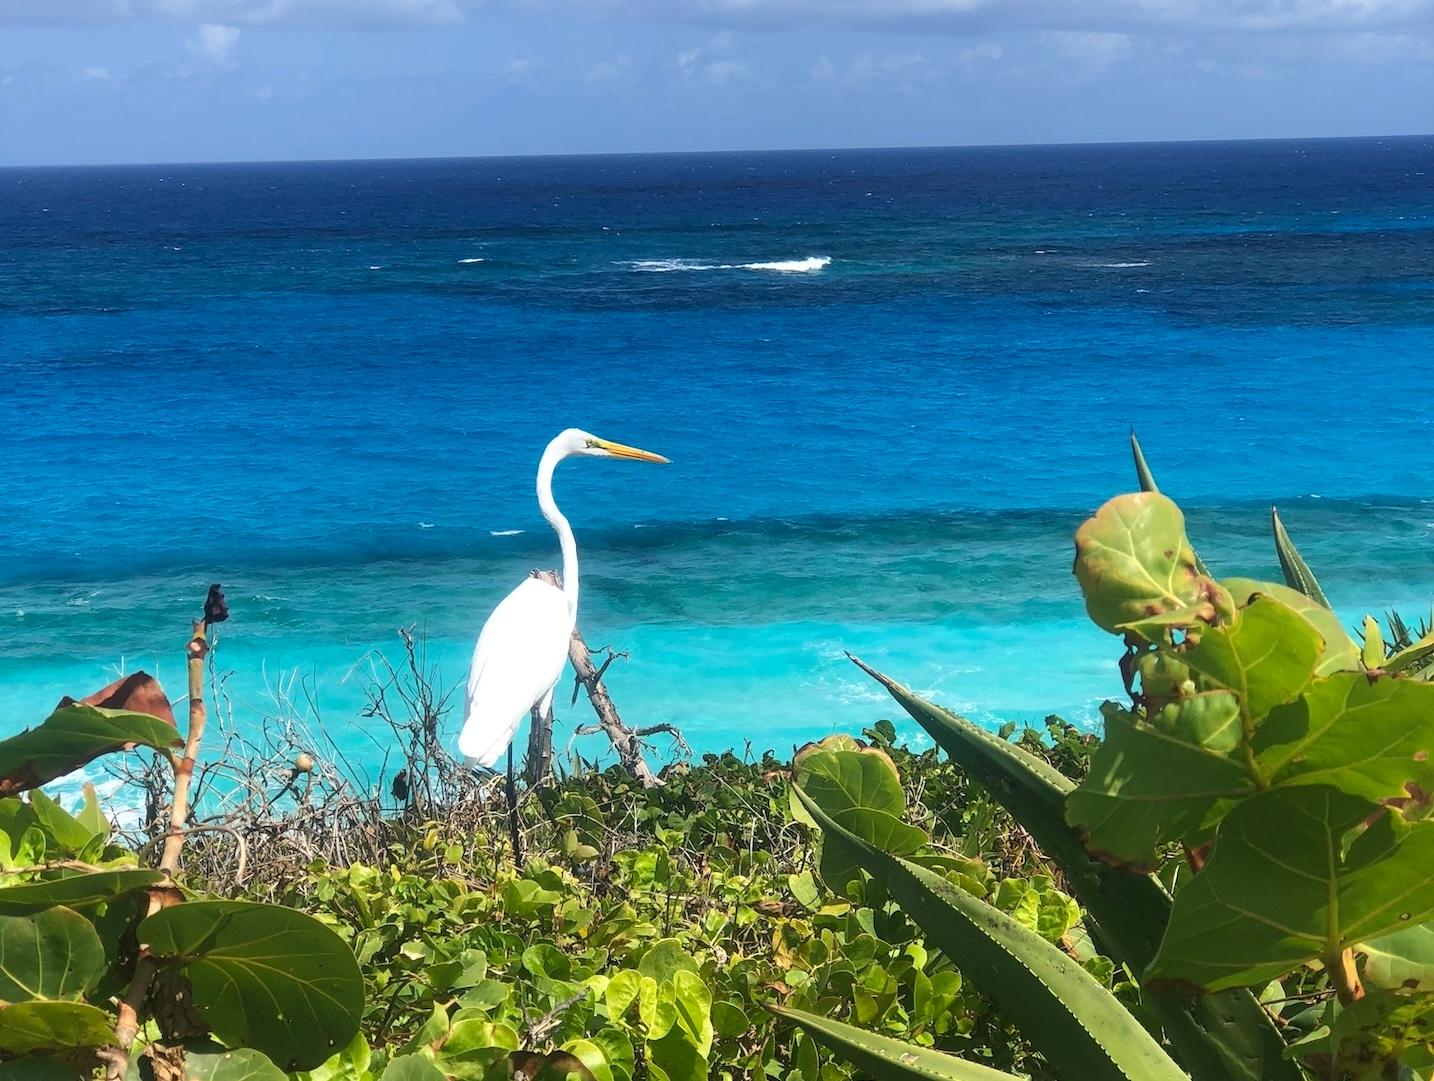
[675,31,750,84]
[187,22,240,66]
[1040,30,1134,69]
[585,52,632,83]
[81,64,112,79]
[503,56,537,81]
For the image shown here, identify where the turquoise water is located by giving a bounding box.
[3,139,1434,771]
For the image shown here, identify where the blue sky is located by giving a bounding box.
[2,1,1432,165]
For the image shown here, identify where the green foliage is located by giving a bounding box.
[0,689,365,1077]
[0,705,180,797]
[1065,477,1434,1078]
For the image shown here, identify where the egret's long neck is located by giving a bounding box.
[536,442,579,614]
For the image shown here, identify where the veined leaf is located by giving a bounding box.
[142,900,364,1072]
[378,1057,446,1081]
[1074,492,1229,637]
[1149,786,1434,992]
[794,786,1187,1081]
[1127,434,1213,576]
[1066,705,1251,869]
[0,869,163,916]
[791,739,926,894]
[1254,673,1434,802]
[1179,594,1323,724]
[772,1004,1020,1079]
[1270,507,1332,609]
[170,1044,289,1081]
[1222,578,1359,676]
[0,705,180,798]
[0,906,105,1003]
[1360,924,1434,992]
[853,658,1302,1081]
[0,1000,115,1054]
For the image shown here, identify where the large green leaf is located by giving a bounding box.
[854,658,1304,1081]
[172,1044,289,1081]
[142,900,364,1072]
[28,790,100,856]
[793,787,1187,1081]
[0,906,105,1003]
[1149,786,1434,992]
[378,1057,446,1081]
[1222,578,1359,676]
[0,1000,115,1054]
[772,1004,1020,1079]
[1074,492,1228,636]
[0,1060,82,1080]
[791,739,926,894]
[1254,673,1434,801]
[1066,705,1251,868]
[1360,923,1434,992]
[1178,594,1323,723]
[0,869,164,915]
[1270,507,1332,609]
[0,705,179,797]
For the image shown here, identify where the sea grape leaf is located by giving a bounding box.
[0,906,106,1003]
[56,670,175,726]
[1330,989,1434,1079]
[0,1060,82,1080]
[142,899,364,1072]
[791,741,926,894]
[1222,578,1359,676]
[1066,705,1252,869]
[1074,492,1228,635]
[170,1043,289,1081]
[0,704,180,797]
[1148,786,1434,992]
[1360,924,1434,992]
[1254,673,1434,800]
[0,1000,115,1054]
[1178,594,1323,723]
[28,790,99,856]
[378,1057,446,1081]
[0,869,163,915]
[75,783,108,840]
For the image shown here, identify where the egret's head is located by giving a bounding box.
[561,428,669,463]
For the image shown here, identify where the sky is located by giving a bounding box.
[0,1,1432,165]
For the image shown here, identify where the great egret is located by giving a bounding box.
[459,429,668,785]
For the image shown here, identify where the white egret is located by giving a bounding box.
[459,429,668,798]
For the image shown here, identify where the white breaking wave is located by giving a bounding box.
[1081,260,1152,268]
[490,529,524,537]
[623,255,831,274]
[458,257,485,264]
[740,256,831,273]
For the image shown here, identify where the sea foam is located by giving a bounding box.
[624,256,831,274]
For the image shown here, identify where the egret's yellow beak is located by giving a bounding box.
[593,437,669,463]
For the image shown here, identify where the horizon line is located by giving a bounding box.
[3,130,1430,172]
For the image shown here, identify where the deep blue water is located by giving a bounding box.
[4,138,1434,780]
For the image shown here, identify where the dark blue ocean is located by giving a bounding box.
[4,138,1434,780]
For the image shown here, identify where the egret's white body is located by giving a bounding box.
[458,429,667,768]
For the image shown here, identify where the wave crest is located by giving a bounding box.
[623,256,831,274]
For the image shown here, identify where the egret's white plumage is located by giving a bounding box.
[459,428,667,769]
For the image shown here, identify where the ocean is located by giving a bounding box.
[3,137,1434,780]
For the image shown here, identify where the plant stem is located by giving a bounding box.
[108,609,213,1078]
[1329,947,1365,1005]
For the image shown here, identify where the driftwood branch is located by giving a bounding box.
[533,570,666,789]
